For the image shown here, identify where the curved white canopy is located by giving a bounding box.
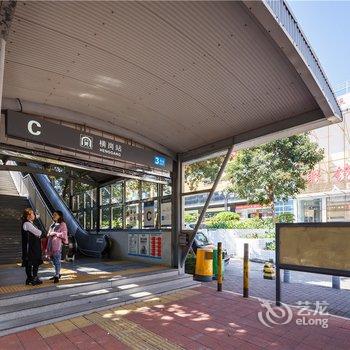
[2,1,341,159]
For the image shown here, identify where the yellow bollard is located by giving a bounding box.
[194,247,213,282]
[243,243,249,298]
[263,261,276,280]
[217,242,223,292]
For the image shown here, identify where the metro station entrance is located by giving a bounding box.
[0,109,176,268]
[0,0,342,337]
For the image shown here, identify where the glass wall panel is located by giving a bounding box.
[142,200,157,228]
[92,189,97,207]
[126,204,139,229]
[101,186,111,206]
[326,195,350,222]
[299,198,322,223]
[126,180,140,202]
[111,183,123,204]
[100,206,111,229]
[72,177,171,231]
[85,210,91,230]
[163,184,172,196]
[183,155,224,193]
[112,206,123,229]
[72,196,78,211]
[78,194,84,210]
[142,182,158,199]
[85,190,92,209]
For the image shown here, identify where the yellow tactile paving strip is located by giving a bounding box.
[36,324,61,338]
[32,288,200,349]
[0,265,167,295]
[87,313,184,350]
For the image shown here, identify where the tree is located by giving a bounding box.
[226,134,324,217]
[206,211,240,229]
[184,157,224,191]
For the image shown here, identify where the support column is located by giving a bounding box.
[172,157,184,273]
[96,186,101,232]
[0,38,5,111]
[0,1,17,111]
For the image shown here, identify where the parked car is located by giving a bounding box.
[192,231,230,265]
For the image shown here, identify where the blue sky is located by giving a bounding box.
[288,0,350,92]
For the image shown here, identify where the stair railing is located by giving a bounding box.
[9,168,52,230]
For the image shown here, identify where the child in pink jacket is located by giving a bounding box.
[47,210,68,283]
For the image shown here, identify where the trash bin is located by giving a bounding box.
[194,247,213,282]
[212,248,225,280]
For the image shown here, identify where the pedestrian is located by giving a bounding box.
[47,211,68,283]
[21,208,44,286]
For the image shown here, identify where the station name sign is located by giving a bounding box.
[5,110,172,171]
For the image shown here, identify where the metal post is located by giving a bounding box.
[243,243,249,298]
[217,242,223,292]
[171,159,181,270]
[0,39,6,112]
[332,276,340,289]
[69,176,74,210]
[276,267,281,306]
[176,157,185,274]
[283,270,291,283]
[122,181,126,229]
[96,187,101,232]
[180,145,234,266]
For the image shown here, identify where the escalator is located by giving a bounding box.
[30,172,107,258]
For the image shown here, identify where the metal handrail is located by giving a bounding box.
[10,168,52,230]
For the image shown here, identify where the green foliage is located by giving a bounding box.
[112,218,123,229]
[206,211,240,229]
[240,231,275,239]
[226,134,324,214]
[184,156,224,191]
[230,217,273,230]
[184,212,199,224]
[265,241,276,251]
[275,213,294,223]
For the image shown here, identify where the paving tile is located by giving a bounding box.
[53,320,78,333]
[36,324,61,339]
[0,333,24,350]
[4,285,350,350]
[69,316,93,329]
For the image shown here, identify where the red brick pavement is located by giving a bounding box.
[1,286,350,349]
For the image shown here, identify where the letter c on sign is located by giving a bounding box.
[28,120,42,136]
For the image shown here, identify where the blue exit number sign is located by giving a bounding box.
[154,156,166,167]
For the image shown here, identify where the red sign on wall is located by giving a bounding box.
[150,234,162,258]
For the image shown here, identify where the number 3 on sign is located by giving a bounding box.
[154,156,166,167]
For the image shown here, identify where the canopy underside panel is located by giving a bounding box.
[3,1,328,155]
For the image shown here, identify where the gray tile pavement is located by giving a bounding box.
[214,258,350,318]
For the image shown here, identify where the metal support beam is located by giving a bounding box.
[171,159,180,269]
[0,1,16,111]
[180,108,327,163]
[180,145,234,267]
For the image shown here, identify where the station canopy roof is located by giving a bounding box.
[2,0,342,161]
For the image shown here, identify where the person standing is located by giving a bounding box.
[21,208,44,286]
[47,211,68,283]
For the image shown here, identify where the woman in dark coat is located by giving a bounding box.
[21,208,44,285]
